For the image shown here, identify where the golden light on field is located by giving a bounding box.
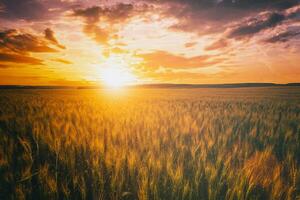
[2,88,300,199]
[101,55,137,88]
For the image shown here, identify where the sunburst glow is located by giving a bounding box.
[101,56,136,88]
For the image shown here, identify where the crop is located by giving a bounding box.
[0,88,299,200]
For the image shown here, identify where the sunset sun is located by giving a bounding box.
[101,56,136,88]
[0,0,300,199]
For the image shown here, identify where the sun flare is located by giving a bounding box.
[101,56,137,88]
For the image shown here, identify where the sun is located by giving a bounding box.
[101,55,137,88]
[102,67,135,88]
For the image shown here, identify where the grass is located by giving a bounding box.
[0,87,300,200]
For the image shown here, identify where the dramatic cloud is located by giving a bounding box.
[159,0,299,35]
[203,4,300,52]
[0,28,64,66]
[0,29,58,53]
[71,3,150,45]
[137,51,224,69]
[228,5,300,38]
[144,0,300,50]
[264,30,300,43]
[0,0,299,84]
[0,0,77,21]
[71,4,132,45]
[0,52,43,65]
[229,13,285,38]
[44,28,65,49]
[0,0,47,20]
[151,0,298,10]
[72,3,135,22]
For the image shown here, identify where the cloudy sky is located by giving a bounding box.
[0,0,299,85]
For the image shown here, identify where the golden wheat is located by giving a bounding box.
[0,88,299,200]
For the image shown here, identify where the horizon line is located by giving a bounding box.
[0,82,300,89]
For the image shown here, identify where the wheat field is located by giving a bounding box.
[0,87,300,200]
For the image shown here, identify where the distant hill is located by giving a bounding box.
[0,83,299,89]
[0,85,76,89]
[134,83,300,88]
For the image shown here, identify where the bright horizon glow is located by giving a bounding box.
[100,56,137,88]
[0,1,299,85]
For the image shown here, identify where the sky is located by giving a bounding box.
[0,0,300,86]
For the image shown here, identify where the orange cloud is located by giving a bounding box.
[71,3,151,45]
[0,53,43,65]
[0,0,299,85]
[185,42,197,48]
[0,29,58,53]
[44,28,65,49]
[0,28,65,67]
[137,51,224,69]
[52,58,73,65]
[205,39,228,51]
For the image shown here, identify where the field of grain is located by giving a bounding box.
[0,87,300,200]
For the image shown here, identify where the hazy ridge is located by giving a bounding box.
[0,83,299,90]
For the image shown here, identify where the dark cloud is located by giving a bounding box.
[151,0,298,10]
[0,52,43,65]
[147,0,299,39]
[201,4,300,52]
[72,6,102,23]
[165,4,246,35]
[264,30,300,43]
[0,0,78,21]
[0,0,47,20]
[72,3,135,22]
[157,0,298,35]
[0,0,296,24]
[286,4,300,18]
[44,28,65,49]
[217,0,298,10]
[228,5,300,39]
[229,13,285,38]
[71,3,149,45]
[137,51,224,69]
[0,29,58,53]
[0,28,64,66]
